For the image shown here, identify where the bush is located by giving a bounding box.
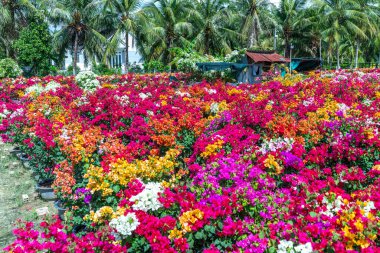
[128,64,143,73]
[13,15,54,76]
[143,60,170,73]
[93,63,120,76]
[0,58,22,78]
[65,65,81,76]
[75,70,100,92]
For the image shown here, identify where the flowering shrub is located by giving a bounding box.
[1,70,380,252]
[75,70,100,92]
[0,58,22,78]
[109,212,140,237]
[25,80,61,96]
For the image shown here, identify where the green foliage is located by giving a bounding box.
[143,60,170,73]
[13,15,54,76]
[47,0,108,74]
[128,64,143,73]
[93,63,121,76]
[170,48,239,82]
[0,58,22,78]
[64,65,81,76]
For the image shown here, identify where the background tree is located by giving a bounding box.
[190,0,238,55]
[142,0,193,65]
[276,0,307,57]
[13,14,54,76]
[42,0,108,75]
[0,0,37,57]
[238,0,275,48]
[97,0,146,69]
[316,0,368,69]
[352,0,378,68]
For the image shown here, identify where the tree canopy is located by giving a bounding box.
[1,0,380,71]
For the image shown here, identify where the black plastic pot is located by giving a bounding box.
[73,225,88,235]
[54,200,67,220]
[16,153,30,162]
[40,191,57,201]
[36,179,56,200]
[10,147,22,155]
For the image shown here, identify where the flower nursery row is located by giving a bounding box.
[1,70,380,252]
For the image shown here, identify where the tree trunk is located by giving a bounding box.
[205,31,210,55]
[73,33,79,76]
[9,5,16,58]
[355,41,359,69]
[125,32,129,73]
[336,47,340,70]
[284,35,290,58]
[319,39,322,70]
[165,36,173,65]
[247,30,254,48]
[254,19,259,46]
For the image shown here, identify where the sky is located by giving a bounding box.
[271,0,280,6]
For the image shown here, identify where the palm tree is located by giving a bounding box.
[189,0,239,55]
[375,34,380,66]
[96,0,146,69]
[238,0,275,48]
[0,0,38,57]
[352,0,378,68]
[41,0,108,74]
[316,0,369,69]
[276,0,307,57]
[142,0,193,64]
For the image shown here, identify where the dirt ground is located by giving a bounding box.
[0,141,54,248]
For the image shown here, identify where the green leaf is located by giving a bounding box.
[309,211,317,217]
[195,231,205,240]
[113,184,121,193]
[106,196,114,204]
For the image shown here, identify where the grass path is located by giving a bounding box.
[0,141,54,248]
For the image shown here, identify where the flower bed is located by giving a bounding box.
[1,70,380,252]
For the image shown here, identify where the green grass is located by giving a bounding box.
[0,141,54,248]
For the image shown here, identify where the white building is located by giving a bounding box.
[63,34,141,72]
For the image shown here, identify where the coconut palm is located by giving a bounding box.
[352,0,378,68]
[276,0,307,57]
[41,0,108,74]
[375,34,380,66]
[95,0,146,69]
[238,0,275,48]
[142,0,193,64]
[189,0,239,55]
[316,0,369,69]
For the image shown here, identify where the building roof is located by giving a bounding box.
[246,51,289,63]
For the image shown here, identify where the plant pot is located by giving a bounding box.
[40,191,57,201]
[73,225,88,235]
[10,147,22,155]
[36,179,54,192]
[36,179,56,200]
[54,200,67,220]
[16,153,30,162]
